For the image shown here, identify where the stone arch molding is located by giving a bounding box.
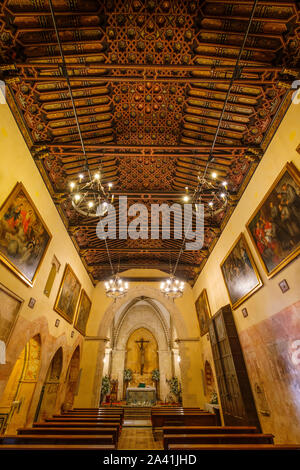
[97,285,188,339]
[113,297,170,350]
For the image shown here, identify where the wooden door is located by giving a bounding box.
[209,305,261,429]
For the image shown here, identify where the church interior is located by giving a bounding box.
[0,0,299,454]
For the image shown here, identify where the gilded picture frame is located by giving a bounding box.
[74,289,92,336]
[54,264,81,323]
[195,288,211,336]
[221,233,263,309]
[246,162,300,278]
[0,283,24,345]
[0,182,52,286]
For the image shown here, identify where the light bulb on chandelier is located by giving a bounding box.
[69,171,114,218]
[160,275,185,299]
[104,275,129,300]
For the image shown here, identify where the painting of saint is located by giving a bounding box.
[195,289,211,336]
[221,234,263,309]
[74,289,91,336]
[54,264,81,323]
[247,162,300,277]
[0,183,51,286]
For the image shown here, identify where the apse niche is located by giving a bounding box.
[102,297,182,402]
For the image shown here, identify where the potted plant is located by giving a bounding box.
[123,368,133,384]
[151,369,160,400]
[100,375,111,404]
[166,376,182,404]
[210,390,218,405]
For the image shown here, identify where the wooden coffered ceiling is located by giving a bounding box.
[0,0,299,284]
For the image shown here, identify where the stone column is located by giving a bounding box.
[74,337,107,408]
[110,348,126,401]
[177,338,205,407]
[158,349,172,402]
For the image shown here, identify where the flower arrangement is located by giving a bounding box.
[151,369,160,382]
[101,375,110,402]
[123,368,133,382]
[166,376,182,401]
[210,390,218,404]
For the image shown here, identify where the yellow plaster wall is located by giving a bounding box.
[0,102,94,423]
[0,102,93,341]
[192,101,300,442]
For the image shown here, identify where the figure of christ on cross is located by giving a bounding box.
[135,337,150,375]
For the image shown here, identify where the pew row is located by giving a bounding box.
[17,427,119,445]
[163,433,274,450]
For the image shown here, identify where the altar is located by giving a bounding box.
[126,386,156,406]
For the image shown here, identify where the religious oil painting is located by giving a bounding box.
[195,288,211,336]
[247,162,300,278]
[0,283,23,344]
[0,182,51,286]
[221,234,263,309]
[54,264,81,323]
[74,289,92,336]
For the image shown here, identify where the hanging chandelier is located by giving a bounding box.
[69,171,114,218]
[160,275,185,299]
[183,172,229,216]
[105,275,129,299]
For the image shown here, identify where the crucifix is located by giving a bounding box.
[135,338,149,376]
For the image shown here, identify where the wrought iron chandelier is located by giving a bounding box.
[183,173,229,216]
[69,172,114,218]
[104,275,129,299]
[160,275,185,299]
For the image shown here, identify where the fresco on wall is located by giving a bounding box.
[247,162,300,278]
[220,233,263,309]
[0,182,51,286]
[239,301,300,444]
[54,264,81,323]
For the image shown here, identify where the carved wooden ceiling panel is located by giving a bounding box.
[0,0,299,283]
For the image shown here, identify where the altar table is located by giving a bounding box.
[126,387,156,406]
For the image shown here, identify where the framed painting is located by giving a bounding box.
[246,162,300,278]
[74,289,92,336]
[0,182,51,286]
[0,283,23,345]
[54,264,81,323]
[221,233,263,309]
[195,288,211,336]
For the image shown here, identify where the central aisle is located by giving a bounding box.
[118,427,163,450]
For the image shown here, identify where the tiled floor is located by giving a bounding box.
[123,419,152,427]
[118,427,163,450]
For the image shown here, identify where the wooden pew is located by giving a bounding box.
[45,417,121,424]
[33,422,120,431]
[152,412,217,440]
[0,434,115,446]
[152,412,217,428]
[0,444,116,451]
[167,444,300,451]
[163,433,274,450]
[17,427,119,445]
[163,426,258,435]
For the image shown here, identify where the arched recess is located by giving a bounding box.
[34,347,63,422]
[62,346,81,411]
[0,335,41,434]
[79,285,191,407]
[109,297,174,401]
[126,328,158,381]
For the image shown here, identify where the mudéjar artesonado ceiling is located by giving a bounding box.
[0,0,299,284]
